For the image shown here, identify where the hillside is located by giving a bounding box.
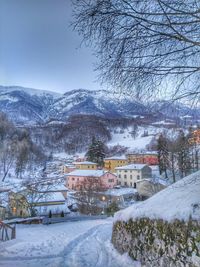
[0,86,199,125]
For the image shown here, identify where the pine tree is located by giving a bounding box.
[86,137,106,167]
[48,210,52,218]
[157,134,169,179]
[60,211,64,217]
[177,131,191,178]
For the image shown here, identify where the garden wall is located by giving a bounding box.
[112,218,200,266]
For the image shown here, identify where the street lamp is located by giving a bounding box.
[102,196,106,214]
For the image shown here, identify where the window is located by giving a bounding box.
[130,182,132,186]
[124,175,127,179]
[108,179,114,183]
[72,177,75,181]
[124,182,127,186]
[118,174,121,178]
[137,175,140,180]
[130,175,132,179]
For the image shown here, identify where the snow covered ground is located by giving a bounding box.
[108,126,182,151]
[0,218,140,267]
[108,127,153,150]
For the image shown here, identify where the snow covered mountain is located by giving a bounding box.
[0,86,61,124]
[0,86,199,124]
[0,86,149,124]
[149,100,200,119]
[53,89,149,119]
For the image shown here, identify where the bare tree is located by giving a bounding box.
[73,0,200,102]
[20,179,62,217]
[76,176,105,214]
[0,141,17,182]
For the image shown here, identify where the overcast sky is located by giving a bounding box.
[0,0,102,93]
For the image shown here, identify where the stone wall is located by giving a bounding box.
[112,218,200,266]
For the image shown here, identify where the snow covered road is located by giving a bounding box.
[0,219,139,267]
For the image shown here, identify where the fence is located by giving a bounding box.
[0,221,16,241]
[42,215,107,225]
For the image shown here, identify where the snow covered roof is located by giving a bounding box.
[115,170,200,222]
[64,164,76,168]
[152,120,176,125]
[136,178,169,186]
[66,170,106,177]
[104,156,127,160]
[27,192,66,204]
[149,165,159,171]
[115,164,148,170]
[127,151,158,155]
[73,161,97,165]
[103,188,137,197]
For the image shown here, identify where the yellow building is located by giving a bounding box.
[73,161,98,170]
[61,164,76,174]
[9,192,29,217]
[189,129,200,145]
[104,156,128,173]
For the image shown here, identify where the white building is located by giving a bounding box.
[115,164,152,188]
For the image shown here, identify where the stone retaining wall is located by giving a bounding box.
[112,218,200,266]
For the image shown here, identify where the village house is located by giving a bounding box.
[29,191,70,216]
[73,161,98,170]
[97,187,137,208]
[61,164,76,174]
[9,182,69,217]
[189,129,200,145]
[66,170,117,190]
[104,156,128,173]
[0,188,10,219]
[136,178,168,199]
[126,152,158,165]
[115,164,152,188]
[9,192,30,217]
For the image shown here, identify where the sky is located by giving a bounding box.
[0,0,102,93]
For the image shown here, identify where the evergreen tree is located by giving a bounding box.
[48,210,52,218]
[60,211,64,217]
[177,131,191,178]
[157,134,169,179]
[86,137,106,167]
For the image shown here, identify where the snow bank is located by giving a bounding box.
[115,171,200,222]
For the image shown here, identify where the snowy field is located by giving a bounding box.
[108,126,180,151]
[0,219,140,267]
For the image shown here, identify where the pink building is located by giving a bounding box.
[66,170,117,190]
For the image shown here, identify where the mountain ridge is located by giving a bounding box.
[0,85,199,124]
